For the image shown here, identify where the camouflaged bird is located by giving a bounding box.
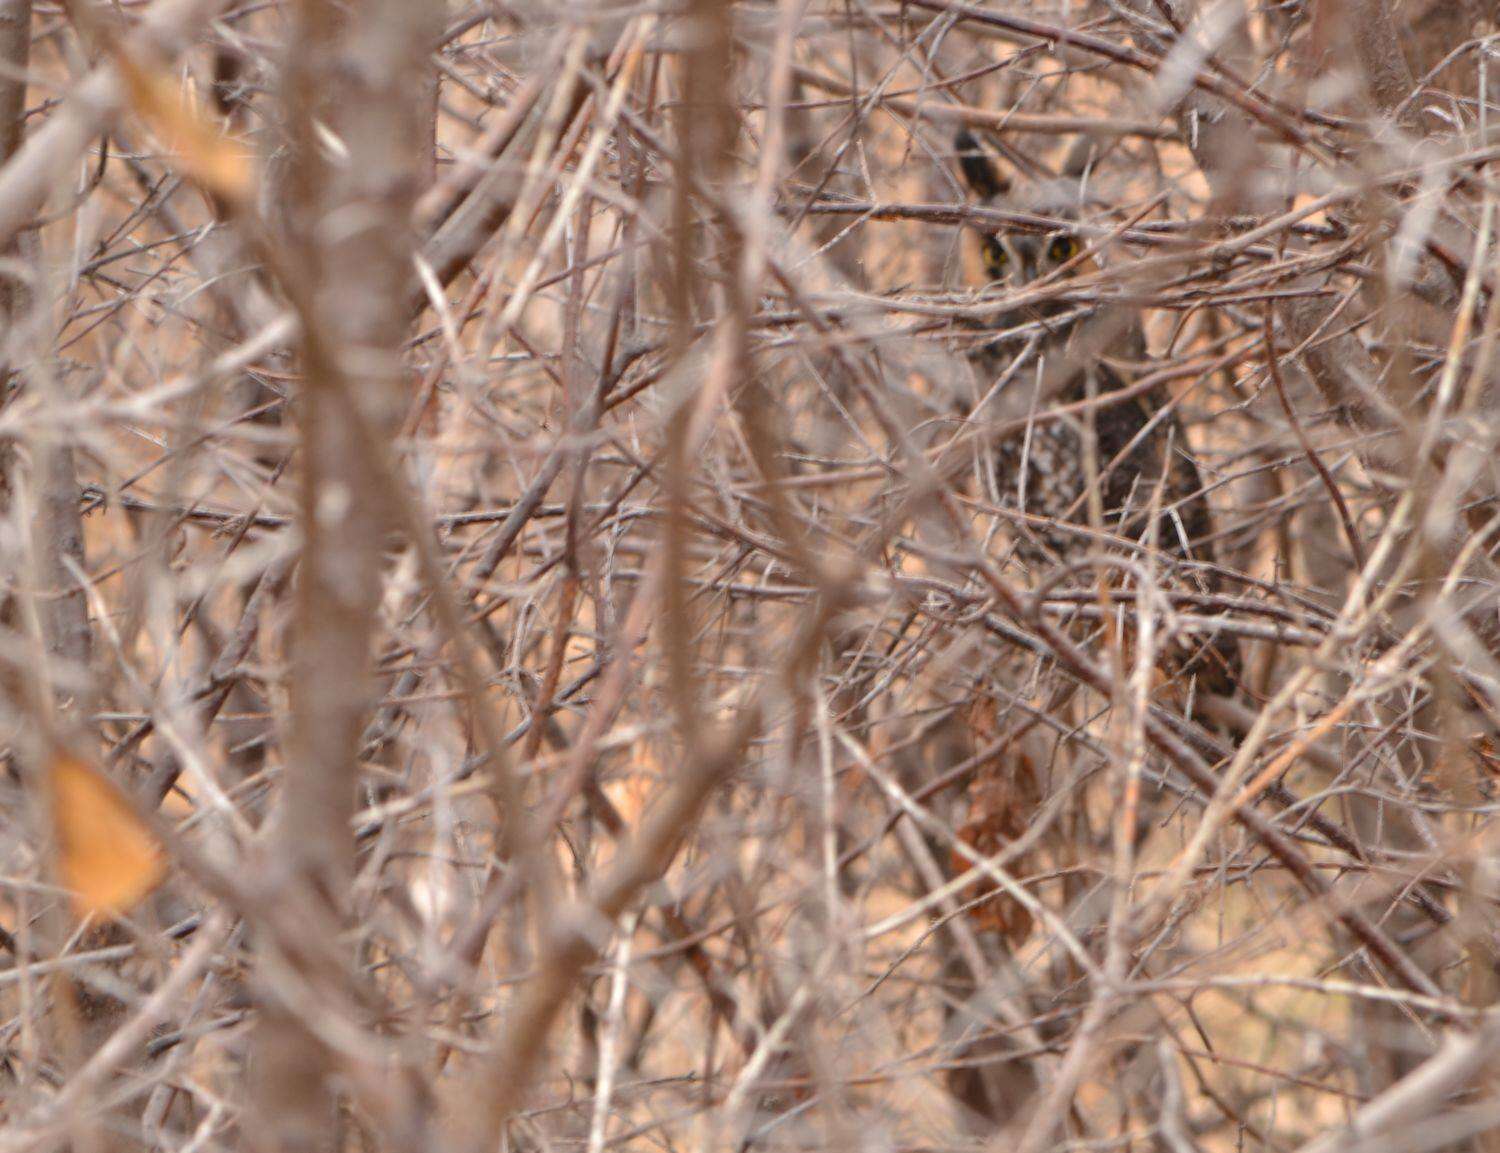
[931,131,1240,1137]
[954,128,1217,578]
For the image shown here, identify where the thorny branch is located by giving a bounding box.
[2,2,1500,1152]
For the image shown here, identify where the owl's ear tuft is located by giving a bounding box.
[1060,132,1098,180]
[955,130,1009,200]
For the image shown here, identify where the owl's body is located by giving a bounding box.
[986,357,1216,571]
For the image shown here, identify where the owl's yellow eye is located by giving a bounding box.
[1047,235,1080,264]
[982,237,1009,278]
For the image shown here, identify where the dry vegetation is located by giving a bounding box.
[3,1,1500,1151]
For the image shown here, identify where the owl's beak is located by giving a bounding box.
[990,299,1077,344]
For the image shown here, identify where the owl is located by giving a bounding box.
[954,128,1217,579]
[934,133,1240,1137]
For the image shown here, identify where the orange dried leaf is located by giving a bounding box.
[49,753,165,917]
[116,53,254,207]
[951,747,1042,946]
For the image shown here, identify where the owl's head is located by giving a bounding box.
[954,129,1097,295]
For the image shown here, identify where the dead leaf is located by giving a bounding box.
[116,52,255,208]
[48,753,165,917]
[952,743,1041,946]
